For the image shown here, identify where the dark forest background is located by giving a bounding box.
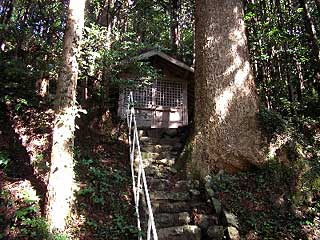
[0,0,319,239]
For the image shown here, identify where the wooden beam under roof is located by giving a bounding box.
[136,50,194,73]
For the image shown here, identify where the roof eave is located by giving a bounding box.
[136,50,194,73]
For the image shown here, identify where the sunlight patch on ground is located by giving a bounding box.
[267,133,292,160]
[8,107,53,176]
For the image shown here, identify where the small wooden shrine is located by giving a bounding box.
[118,50,194,128]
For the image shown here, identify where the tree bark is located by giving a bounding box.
[46,0,85,233]
[295,61,304,102]
[170,0,179,54]
[191,0,263,174]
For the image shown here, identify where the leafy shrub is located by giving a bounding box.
[20,217,49,239]
[258,106,288,138]
[0,151,10,169]
[74,152,139,239]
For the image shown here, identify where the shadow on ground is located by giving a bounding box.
[209,166,319,240]
[0,102,48,239]
[71,115,140,239]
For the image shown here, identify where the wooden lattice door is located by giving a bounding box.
[120,79,188,128]
[152,79,187,128]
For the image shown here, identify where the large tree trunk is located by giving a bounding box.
[46,0,85,233]
[191,0,263,174]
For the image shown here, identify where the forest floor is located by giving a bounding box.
[0,82,139,239]
[0,81,319,239]
[209,167,320,240]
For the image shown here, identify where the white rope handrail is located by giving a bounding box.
[126,92,158,240]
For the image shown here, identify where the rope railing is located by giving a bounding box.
[126,92,158,240]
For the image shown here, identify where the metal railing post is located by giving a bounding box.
[126,91,158,240]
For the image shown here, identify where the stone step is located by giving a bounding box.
[140,159,176,171]
[153,200,206,213]
[150,191,190,201]
[149,180,191,192]
[158,136,181,144]
[189,189,202,200]
[141,151,177,161]
[148,178,171,191]
[141,140,182,148]
[140,151,160,160]
[144,170,170,179]
[144,165,175,178]
[157,225,201,240]
[151,158,175,167]
[139,136,152,143]
[175,180,200,190]
[139,136,181,145]
[143,153,175,161]
[196,214,219,230]
[157,151,179,160]
[150,190,201,201]
[138,134,218,239]
[143,137,180,145]
[155,212,191,228]
[147,179,201,192]
[141,144,173,153]
[207,225,225,240]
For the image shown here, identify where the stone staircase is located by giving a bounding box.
[138,129,225,240]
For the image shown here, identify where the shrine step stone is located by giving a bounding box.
[139,129,224,240]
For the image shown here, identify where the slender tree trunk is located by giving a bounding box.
[170,0,179,54]
[298,0,320,99]
[275,0,295,102]
[95,0,114,130]
[46,0,85,233]
[295,61,304,102]
[191,0,263,174]
[97,0,112,26]
[36,72,50,97]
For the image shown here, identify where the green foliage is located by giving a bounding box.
[76,157,128,208]
[245,0,320,110]
[0,0,65,95]
[51,233,70,240]
[15,98,29,112]
[107,215,142,238]
[0,59,31,82]
[0,184,71,240]
[74,152,140,239]
[0,151,10,169]
[258,106,288,137]
[32,153,49,171]
[0,186,49,239]
[1,0,319,239]
[19,217,49,239]
[208,166,315,239]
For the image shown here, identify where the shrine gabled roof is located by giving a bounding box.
[136,50,194,73]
